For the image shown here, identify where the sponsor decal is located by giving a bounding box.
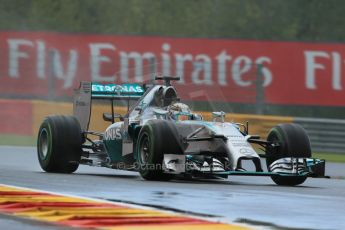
[232,142,251,147]
[91,83,144,94]
[239,148,256,156]
[104,128,122,140]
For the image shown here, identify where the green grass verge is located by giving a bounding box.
[0,134,344,163]
[313,153,345,163]
[0,135,36,146]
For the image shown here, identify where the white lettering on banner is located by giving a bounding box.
[232,56,252,87]
[192,54,212,85]
[89,43,116,82]
[5,37,275,91]
[331,52,342,90]
[119,51,156,82]
[175,53,193,84]
[216,50,232,86]
[215,51,272,87]
[52,49,78,89]
[8,39,34,78]
[304,51,329,89]
[161,43,171,76]
[36,40,46,79]
[304,51,343,90]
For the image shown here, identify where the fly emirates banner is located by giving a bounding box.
[0,31,344,106]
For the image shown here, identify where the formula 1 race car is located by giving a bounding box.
[37,76,326,186]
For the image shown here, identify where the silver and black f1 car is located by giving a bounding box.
[37,76,326,186]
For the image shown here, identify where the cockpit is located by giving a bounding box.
[128,85,179,120]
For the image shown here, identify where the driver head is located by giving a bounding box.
[168,102,191,121]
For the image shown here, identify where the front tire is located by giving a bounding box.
[37,115,83,173]
[266,123,311,186]
[136,120,182,181]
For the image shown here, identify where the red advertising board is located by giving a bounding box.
[0,31,345,106]
[0,99,32,135]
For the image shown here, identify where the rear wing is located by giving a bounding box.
[73,82,145,131]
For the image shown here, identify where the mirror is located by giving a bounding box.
[103,113,124,122]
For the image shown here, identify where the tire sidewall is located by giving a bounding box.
[136,120,175,180]
[266,127,286,166]
[137,125,157,177]
[37,119,54,170]
[37,115,82,173]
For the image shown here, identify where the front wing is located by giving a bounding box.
[163,154,326,178]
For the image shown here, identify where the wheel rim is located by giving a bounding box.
[39,128,49,159]
[139,134,150,164]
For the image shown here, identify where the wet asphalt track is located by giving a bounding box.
[0,146,345,230]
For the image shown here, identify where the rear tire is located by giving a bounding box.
[266,123,311,186]
[136,120,182,181]
[37,115,83,173]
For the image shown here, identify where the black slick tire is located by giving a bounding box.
[37,115,82,173]
[266,123,311,186]
[136,120,182,181]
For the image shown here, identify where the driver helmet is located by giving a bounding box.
[168,102,192,121]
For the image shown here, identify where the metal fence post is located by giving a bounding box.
[255,64,265,115]
[48,49,56,101]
